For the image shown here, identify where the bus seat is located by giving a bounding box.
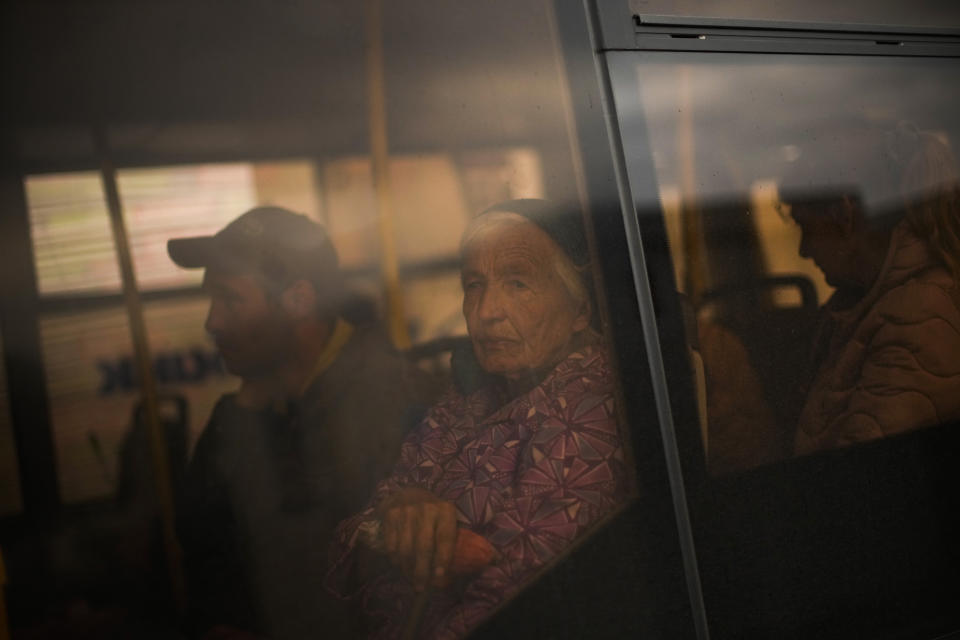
[697,274,819,461]
[678,292,710,458]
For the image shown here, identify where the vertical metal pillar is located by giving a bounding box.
[0,165,60,518]
[365,0,411,349]
[676,68,706,303]
[94,129,186,613]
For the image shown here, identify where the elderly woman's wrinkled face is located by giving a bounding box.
[461,220,590,381]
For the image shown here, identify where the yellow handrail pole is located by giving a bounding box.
[677,67,706,304]
[95,128,187,614]
[365,0,411,349]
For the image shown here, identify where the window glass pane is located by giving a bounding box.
[25,162,324,296]
[455,148,546,215]
[39,307,135,503]
[0,331,23,516]
[25,172,121,295]
[39,299,236,504]
[321,148,544,269]
[612,50,960,640]
[403,272,467,344]
[5,2,683,635]
[117,163,259,290]
[119,161,326,291]
[619,52,960,469]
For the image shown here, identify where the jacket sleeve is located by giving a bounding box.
[324,392,455,598]
[431,385,629,639]
[825,283,960,448]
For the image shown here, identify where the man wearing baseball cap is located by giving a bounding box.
[169,207,436,639]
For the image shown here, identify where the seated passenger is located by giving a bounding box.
[167,207,438,639]
[697,320,780,474]
[782,124,960,455]
[326,199,631,639]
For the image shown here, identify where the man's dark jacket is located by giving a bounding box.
[178,325,438,638]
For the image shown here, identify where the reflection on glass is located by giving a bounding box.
[320,148,544,269]
[119,161,330,291]
[402,272,467,344]
[118,163,263,290]
[39,307,135,502]
[38,300,233,504]
[19,141,617,639]
[25,172,121,295]
[630,54,960,470]
[783,125,960,455]
[22,148,546,506]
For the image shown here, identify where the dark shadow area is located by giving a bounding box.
[697,420,960,640]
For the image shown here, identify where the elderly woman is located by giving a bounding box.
[326,199,630,639]
[783,123,960,455]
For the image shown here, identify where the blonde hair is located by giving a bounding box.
[893,124,960,283]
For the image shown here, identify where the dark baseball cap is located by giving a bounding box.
[167,206,341,296]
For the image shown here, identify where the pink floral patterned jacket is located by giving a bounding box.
[326,345,630,639]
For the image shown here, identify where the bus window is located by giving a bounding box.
[26,172,122,296]
[2,3,693,638]
[614,52,960,472]
[608,39,960,639]
[117,163,281,290]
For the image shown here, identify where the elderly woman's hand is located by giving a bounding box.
[377,487,458,591]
